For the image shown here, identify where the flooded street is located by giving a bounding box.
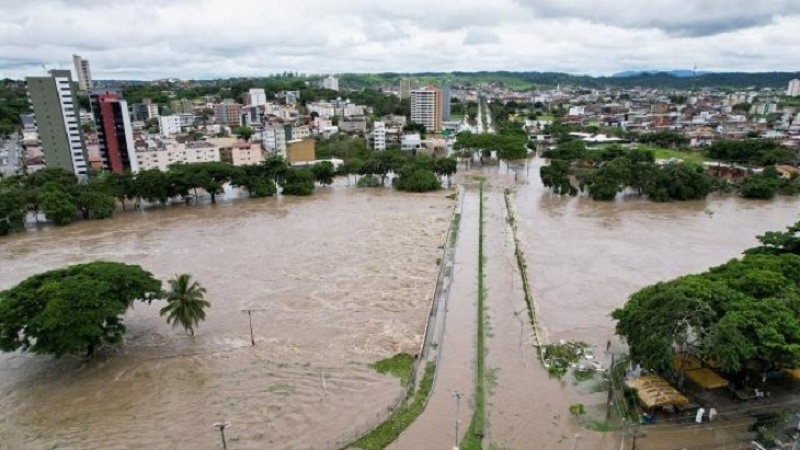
[0,188,452,449]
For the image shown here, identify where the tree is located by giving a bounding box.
[281,168,316,196]
[75,182,116,220]
[134,169,172,206]
[745,221,800,256]
[740,174,780,199]
[159,274,209,336]
[433,157,458,186]
[234,126,255,142]
[311,161,336,186]
[540,160,577,195]
[40,183,78,226]
[0,186,26,235]
[0,262,162,357]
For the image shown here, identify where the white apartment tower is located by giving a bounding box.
[322,75,339,91]
[788,79,800,97]
[247,88,267,106]
[372,121,386,151]
[159,115,182,137]
[410,86,442,134]
[72,54,93,91]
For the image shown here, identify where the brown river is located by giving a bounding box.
[0,188,453,449]
[1,160,799,449]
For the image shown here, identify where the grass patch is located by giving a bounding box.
[646,147,710,164]
[372,353,414,387]
[586,421,616,432]
[350,361,436,450]
[543,341,591,379]
[462,181,487,449]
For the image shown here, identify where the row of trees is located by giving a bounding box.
[613,221,800,382]
[540,140,800,202]
[335,151,458,192]
[0,262,210,357]
[453,131,529,166]
[540,142,717,201]
[0,157,330,235]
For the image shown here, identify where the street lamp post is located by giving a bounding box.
[213,422,230,449]
[452,390,462,450]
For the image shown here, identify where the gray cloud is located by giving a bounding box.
[516,0,799,36]
[463,28,501,46]
[0,0,798,79]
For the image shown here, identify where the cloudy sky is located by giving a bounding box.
[1,0,798,80]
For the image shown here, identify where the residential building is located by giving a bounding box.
[89,89,138,172]
[220,141,264,166]
[411,86,443,134]
[242,105,263,127]
[26,70,89,175]
[286,139,315,164]
[19,114,36,131]
[132,103,150,121]
[178,113,196,128]
[401,133,422,151]
[372,121,386,150]
[72,54,93,92]
[442,83,451,121]
[159,115,182,137]
[307,102,336,118]
[322,75,339,91]
[246,88,267,106]
[381,114,407,127]
[135,141,220,172]
[169,98,193,114]
[399,79,411,100]
[147,103,160,120]
[338,117,367,133]
[262,126,287,154]
[214,101,242,127]
[788,79,800,97]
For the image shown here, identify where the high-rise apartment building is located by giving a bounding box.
[410,86,443,134]
[322,76,339,91]
[72,54,93,92]
[246,88,267,106]
[441,83,451,121]
[26,70,89,176]
[90,89,138,172]
[788,79,800,97]
[399,79,411,100]
[371,121,386,150]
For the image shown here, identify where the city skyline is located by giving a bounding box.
[1,0,799,80]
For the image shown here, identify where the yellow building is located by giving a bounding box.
[286,139,316,164]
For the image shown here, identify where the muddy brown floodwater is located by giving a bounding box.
[0,188,452,450]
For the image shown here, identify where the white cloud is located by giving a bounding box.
[0,0,798,79]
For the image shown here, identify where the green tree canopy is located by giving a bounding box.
[0,262,163,357]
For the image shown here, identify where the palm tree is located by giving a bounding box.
[160,274,210,336]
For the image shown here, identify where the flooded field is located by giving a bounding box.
[0,188,453,449]
[515,157,800,351]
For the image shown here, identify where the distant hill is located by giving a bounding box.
[340,71,800,90]
[612,70,713,78]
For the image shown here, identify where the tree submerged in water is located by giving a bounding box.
[0,262,162,357]
[160,274,210,336]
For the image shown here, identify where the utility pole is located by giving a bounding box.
[241,308,267,346]
[607,353,616,422]
[213,422,230,449]
[452,390,462,450]
[243,309,255,346]
[573,433,581,450]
